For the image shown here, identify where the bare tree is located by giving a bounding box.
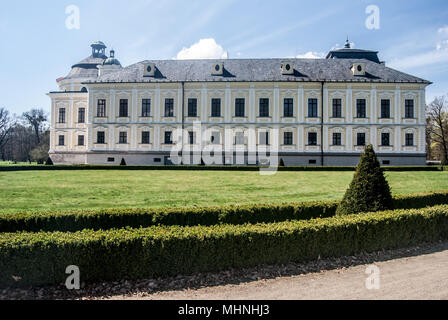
[427,96,448,165]
[0,108,12,161]
[426,117,433,160]
[30,130,50,164]
[22,109,48,144]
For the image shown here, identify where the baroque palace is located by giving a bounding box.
[48,40,431,166]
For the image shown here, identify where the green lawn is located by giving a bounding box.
[0,170,447,213]
[0,161,40,166]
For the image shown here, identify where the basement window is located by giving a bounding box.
[309,160,317,164]
[107,158,115,162]
[382,160,391,165]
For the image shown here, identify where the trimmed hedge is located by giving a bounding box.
[1,191,447,233]
[1,205,448,287]
[392,192,448,210]
[0,201,339,233]
[0,165,441,172]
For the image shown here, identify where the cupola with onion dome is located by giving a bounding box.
[91,41,107,59]
[59,41,108,84]
[56,41,109,91]
[103,49,121,66]
[98,49,123,76]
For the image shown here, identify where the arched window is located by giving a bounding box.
[81,87,88,93]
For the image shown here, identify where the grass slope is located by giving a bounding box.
[0,170,447,213]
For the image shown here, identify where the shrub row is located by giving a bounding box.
[1,191,447,233]
[1,205,448,287]
[0,201,339,233]
[0,165,441,172]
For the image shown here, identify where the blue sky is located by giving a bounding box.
[1,0,448,115]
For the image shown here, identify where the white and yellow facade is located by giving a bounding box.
[48,41,430,166]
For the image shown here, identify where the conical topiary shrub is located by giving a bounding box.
[45,157,54,166]
[120,158,127,166]
[279,158,285,167]
[336,145,393,215]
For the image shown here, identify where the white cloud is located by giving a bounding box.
[331,42,356,51]
[175,39,228,60]
[295,51,325,59]
[436,40,448,51]
[438,26,448,34]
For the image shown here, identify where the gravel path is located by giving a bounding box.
[126,244,448,300]
[2,240,448,300]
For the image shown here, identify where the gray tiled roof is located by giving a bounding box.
[86,58,431,84]
[63,56,106,80]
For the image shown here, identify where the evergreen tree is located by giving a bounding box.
[336,145,393,215]
[120,158,127,166]
[279,158,285,167]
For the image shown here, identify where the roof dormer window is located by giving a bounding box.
[212,63,224,75]
[351,63,366,76]
[144,63,156,77]
[281,62,294,75]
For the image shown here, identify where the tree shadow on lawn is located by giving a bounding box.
[2,240,448,300]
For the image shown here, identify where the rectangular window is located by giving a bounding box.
[119,99,128,117]
[357,133,366,146]
[58,108,66,123]
[356,99,366,118]
[119,132,127,144]
[97,99,106,118]
[405,133,414,146]
[308,98,318,118]
[142,99,151,117]
[235,132,245,145]
[188,131,195,145]
[211,132,220,144]
[211,98,221,117]
[97,131,105,144]
[405,99,414,118]
[188,98,198,117]
[332,132,342,146]
[381,99,390,118]
[259,98,270,117]
[142,131,150,144]
[165,98,174,117]
[235,98,245,117]
[259,132,269,145]
[283,98,294,117]
[332,99,342,118]
[58,135,65,146]
[284,132,293,145]
[164,131,173,144]
[78,135,85,146]
[381,132,390,146]
[308,132,317,146]
[78,108,85,123]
